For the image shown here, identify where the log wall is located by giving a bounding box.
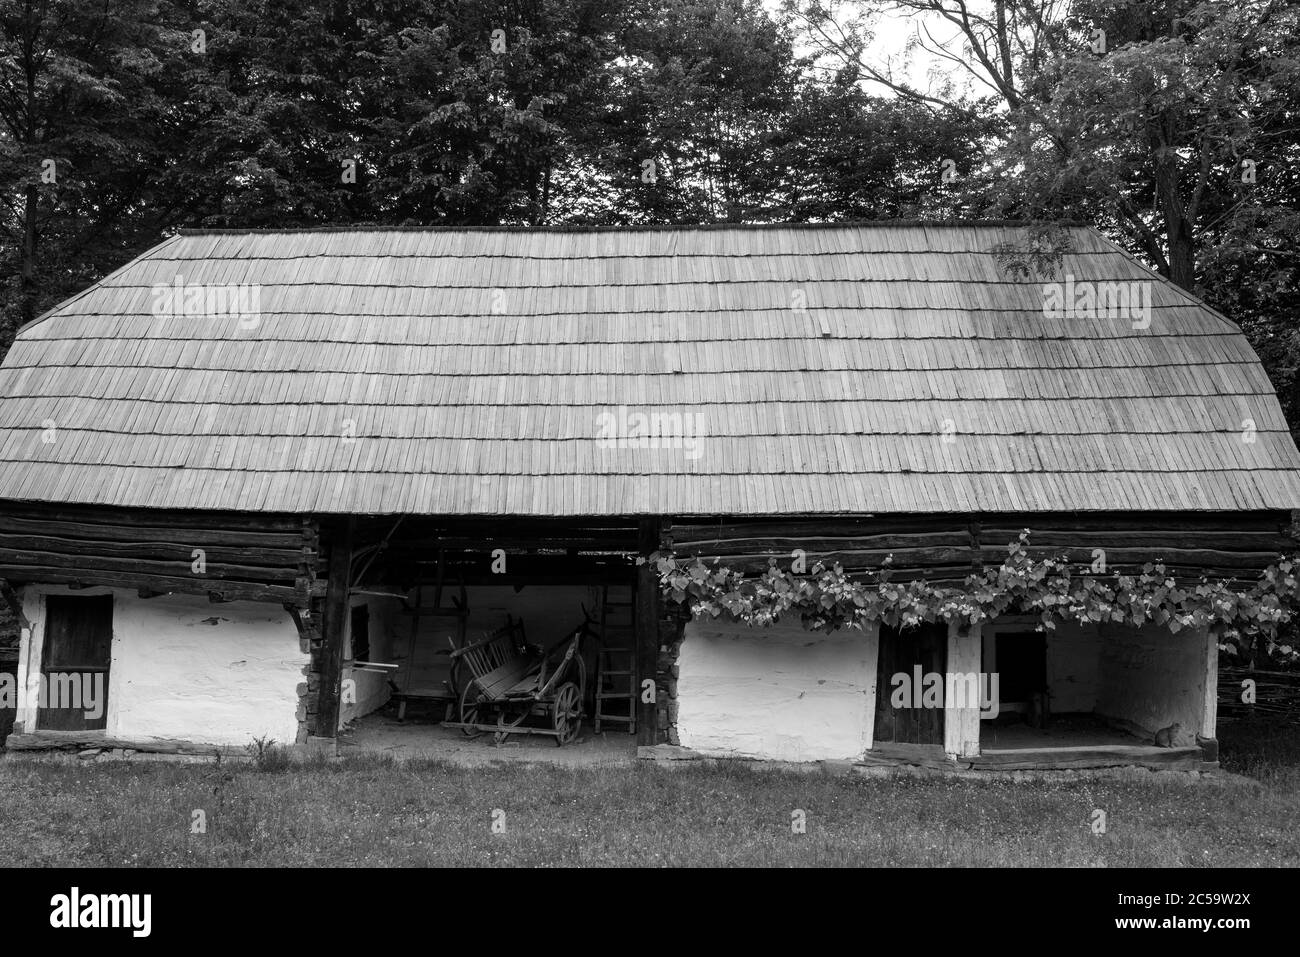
[0,502,323,605]
[665,511,1298,584]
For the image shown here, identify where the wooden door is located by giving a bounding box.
[874,623,947,745]
[38,595,112,731]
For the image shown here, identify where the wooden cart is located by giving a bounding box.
[443,616,591,746]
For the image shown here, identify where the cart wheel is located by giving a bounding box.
[449,657,474,703]
[458,682,483,738]
[552,682,582,747]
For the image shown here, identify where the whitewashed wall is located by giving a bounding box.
[1046,622,1101,713]
[676,619,878,762]
[1095,623,1210,743]
[340,594,402,726]
[17,586,305,747]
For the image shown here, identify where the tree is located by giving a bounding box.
[0,0,184,343]
[354,0,633,225]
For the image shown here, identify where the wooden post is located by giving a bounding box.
[944,621,983,759]
[316,517,354,741]
[861,621,881,753]
[635,518,661,746]
[1200,625,1219,760]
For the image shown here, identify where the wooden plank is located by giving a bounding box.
[983,511,1290,532]
[981,530,1292,548]
[971,745,1202,770]
[674,531,970,551]
[4,730,243,756]
[860,742,956,770]
[980,546,1281,568]
[669,512,1290,544]
[0,578,30,631]
[0,547,302,581]
[475,659,538,699]
[873,624,895,744]
[670,518,975,543]
[0,514,304,548]
[861,622,880,751]
[0,502,304,532]
[315,517,354,738]
[0,532,308,565]
[684,547,974,570]
[1202,627,1218,740]
[944,622,982,759]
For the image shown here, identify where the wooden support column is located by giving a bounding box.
[944,621,983,759]
[861,621,881,752]
[636,518,662,746]
[1200,626,1219,760]
[315,517,354,742]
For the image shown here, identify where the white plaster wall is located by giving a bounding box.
[676,619,877,762]
[18,585,305,746]
[1046,622,1100,713]
[341,594,402,726]
[1095,623,1207,742]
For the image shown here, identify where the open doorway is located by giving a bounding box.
[346,581,640,749]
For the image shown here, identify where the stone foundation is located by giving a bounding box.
[655,610,686,745]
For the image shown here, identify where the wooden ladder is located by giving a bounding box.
[594,584,636,734]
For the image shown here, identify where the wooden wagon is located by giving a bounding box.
[442,615,590,746]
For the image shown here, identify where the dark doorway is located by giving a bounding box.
[874,622,947,746]
[350,604,371,662]
[38,595,112,731]
[991,630,1048,712]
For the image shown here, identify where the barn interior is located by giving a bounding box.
[339,517,644,745]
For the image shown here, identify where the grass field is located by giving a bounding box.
[0,719,1296,867]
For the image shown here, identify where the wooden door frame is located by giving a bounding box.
[35,592,114,732]
[873,621,948,747]
[866,620,983,759]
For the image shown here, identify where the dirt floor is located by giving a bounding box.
[980,712,1149,750]
[339,706,636,767]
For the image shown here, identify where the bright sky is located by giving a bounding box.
[767,0,974,97]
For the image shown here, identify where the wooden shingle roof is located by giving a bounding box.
[0,222,1296,516]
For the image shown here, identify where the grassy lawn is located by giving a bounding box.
[0,719,1296,867]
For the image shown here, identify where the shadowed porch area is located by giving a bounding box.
[976,714,1203,770]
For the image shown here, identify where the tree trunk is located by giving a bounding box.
[1166,220,1196,292]
[1154,152,1197,292]
[20,182,37,327]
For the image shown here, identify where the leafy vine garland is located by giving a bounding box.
[651,532,1300,662]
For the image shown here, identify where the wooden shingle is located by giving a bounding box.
[0,222,1297,516]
